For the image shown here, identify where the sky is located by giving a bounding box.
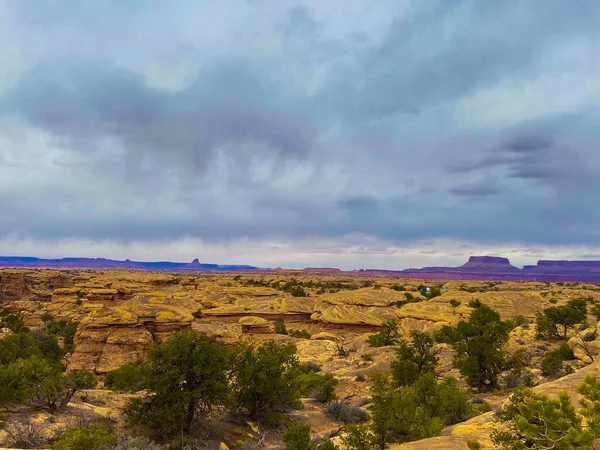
[1,0,600,270]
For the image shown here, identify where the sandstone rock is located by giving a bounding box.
[319,287,405,307]
[239,316,269,326]
[311,332,343,343]
[311,304,397,326]
[239,316,273,334]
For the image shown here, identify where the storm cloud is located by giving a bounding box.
[1,0,600,268]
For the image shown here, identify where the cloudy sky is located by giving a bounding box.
[1,0,599,269]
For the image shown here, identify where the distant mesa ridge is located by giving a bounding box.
[2,255,600,282]
[0,256,260,272]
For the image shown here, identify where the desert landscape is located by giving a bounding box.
[2,261,600,449]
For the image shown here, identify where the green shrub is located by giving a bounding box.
[289,329,311,339]
[124,329,231,437]
[0,310,29,333]
[231,340,302,418]
[541,343,575,378]
[492,387,596,449]
[512,315,527,327]
[541,351,565,378]
[536,299,588,340]
[523,373,535,387]
[368,320,401,347]
[391,331,439,387]
[317,438,340,450]
[435,304,511,391]
[300,361,322,373]
[284,424,311,450]
[105,363,151,392]
[361,353,374,362]
[274,319,288,335]
[296,372,338,403]
[50,425,115,450]
[466,438,481,450]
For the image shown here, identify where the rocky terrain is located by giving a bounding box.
[2,268,600,448]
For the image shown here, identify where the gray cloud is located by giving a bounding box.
[1,0,600,263]
[450,186,500,197]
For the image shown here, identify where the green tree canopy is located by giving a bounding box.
[436,303,511,391]
[124,329,231,437]
[368,319,401,347]
[391,330,439,387]
[492,387,596,449]
[536,299,588,340]
[231,340,302,418]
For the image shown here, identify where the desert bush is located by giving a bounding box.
[326,402,368,423]
[466,438,481,450]
[541,343,575,379]
[239,439,262,450]
[105,363,151,392]
[341,424,374,450]
[167,436,203,450]
[449,299,461,308]
[335,343,350,357]
[368,320,401,347]
[274,319,288,335]
[355,374,366,382]
[4,419,45,449]
[523,373,535,387]
[512,315,527,327]
[284,424,311,450]
[300,361,322,373]
[391,330,439,387]
[114,436,162,450]
[492,381,600,449]
[0,309,29,333]
[361,353,373,362]
[541,351,565,378]
[289,329,312,339]
[296,372,338,403]
[50,424,115,450]
[317,438,339,450]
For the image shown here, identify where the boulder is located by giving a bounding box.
[239,316,273,334]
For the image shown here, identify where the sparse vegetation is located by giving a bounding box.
[368,319,401,347]
[492,376,600,449]
[4,272,600,450]
[50,424,115,450]
[326,402,368,423]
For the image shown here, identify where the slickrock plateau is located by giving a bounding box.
[3,267,600,448]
